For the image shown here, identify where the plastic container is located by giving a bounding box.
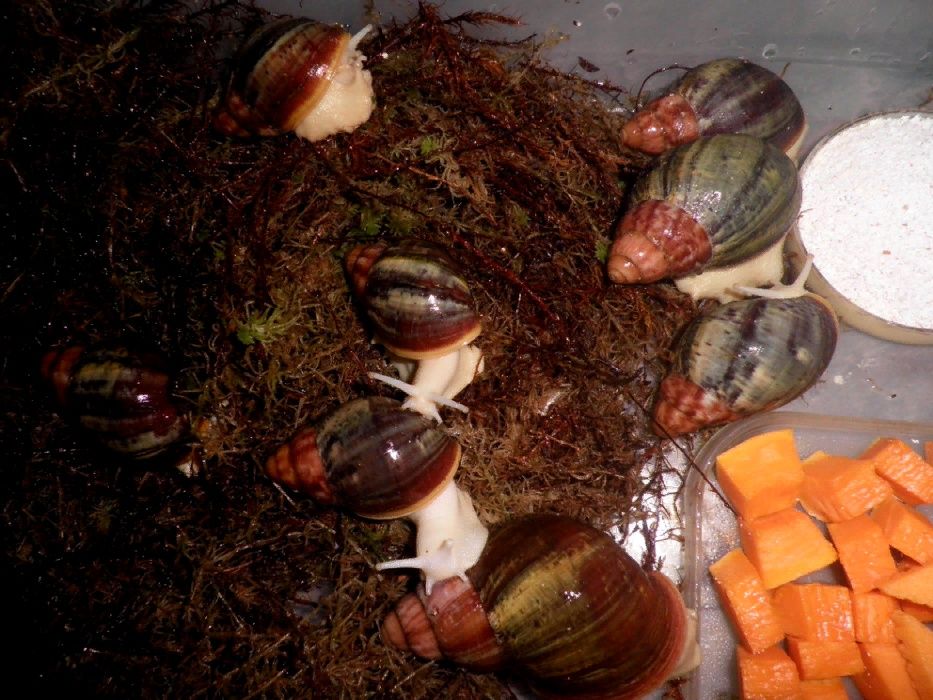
[681,411,933,699]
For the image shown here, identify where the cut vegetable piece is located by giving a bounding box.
[925,441,932,466]
[716,429,804,520]
[737,644,803,700]
[709,549,785,653]
[826,514,898,592]
[861,438,933,505]
[891,610,933,699]
[786,637,864,680]
[739,508,838,589]
[900,598,933,623]
[799,678,848,700]
[799,452,893,522]
[772,583,854,641]
[852,591,899,643]
[871,496,933,564]
[879,563,933,607]
[854,642,921,700]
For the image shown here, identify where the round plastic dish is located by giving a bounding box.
[788,110,933,345]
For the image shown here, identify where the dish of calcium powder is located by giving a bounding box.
[797,111,933,330]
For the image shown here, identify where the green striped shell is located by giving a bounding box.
[631,133,801,269]
[653,295,838,436]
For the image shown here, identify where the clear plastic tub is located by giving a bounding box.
[681,411,933,699]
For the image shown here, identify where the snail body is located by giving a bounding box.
[383,514,700,699]
[41,345,189,462]
[653,264,838,436]
[266,397,487,590]
[214,18,374,142]
[607,134,800,287]
[346,240,484,421]
[622,58,806,159]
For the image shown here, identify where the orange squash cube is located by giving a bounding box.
[852,591,899,643]
[879,563,933,607]
[716,429,804,521]
[799,679,848,700]
[799,452,892,522]
[861,438,933,505]
[826,515,897,592]
[737,644,803,700]
[739,508,838,589]
[772,583,854,641]
[900,598,933,623]
[891,610,933,698]
[925,440,933,465]
[786,637,864,680]
[871,496,933,564]
[853,642,921,700]
[709,549,785,653]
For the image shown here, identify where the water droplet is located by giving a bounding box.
[849,47,862,56]
[573,19,582,28]
[604,2,621,20]
[762,43,778,59]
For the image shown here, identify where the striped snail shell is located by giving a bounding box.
[41,345,189,461]
[383,514,699,699]
[608,134,800,285]
[265,396,461,519]
[653,292,838,437]
[622,58,806,159]
[214,17,374,142]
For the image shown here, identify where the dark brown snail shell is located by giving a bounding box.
[265,396,461,519]
[383,514,692,699]
[608,134,801,284]
[622,58,806,157]
[345,240,482,360]
[41,345,188,461]
[214,17,372,139]
[653,294,838,437]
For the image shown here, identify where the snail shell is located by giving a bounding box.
[41,345,189,460]
[214,18,374,141]
[383,514,698,699]
[265,396,461,519]
[346,240,482,360]
[608,134,800,284]
[622,58,806,158]
[653,294,838,436]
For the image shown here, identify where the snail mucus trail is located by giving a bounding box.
[346,240,485,423]
[383,514,701,700]
[265,397,487,592]
[214,17,375,142]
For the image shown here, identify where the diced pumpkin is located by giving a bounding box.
[772,583,854,641]
[709,549,785,653]
[900,598,933,623]
[826,514,898,592]
[799,678,848,700]
[861,438,933,505]
[852,591,899,643]
[853,642,921,700]
[891,610,933,699]
[737,644,803,700]
[739,508,838,589]
[799,452,893,522]
[716,429,804,520]
[786,637,864,680]
[879,563,933,607]
[871,496,933,564]
[925,441,933,466]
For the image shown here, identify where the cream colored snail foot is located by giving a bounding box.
[732,254,813,300]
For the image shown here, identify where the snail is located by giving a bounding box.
[607,134,801,301]
[41,345,195,471]
[622,57,806,160]
[345,240,484,422]
[214,17,375,142]
[653,257,838,437]
[265,396,488,592]
[382,514,700,699]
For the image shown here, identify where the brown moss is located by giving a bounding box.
[1,1,700,697]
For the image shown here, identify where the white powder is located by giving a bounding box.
[797,112,933,330]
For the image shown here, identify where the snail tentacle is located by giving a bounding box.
[732,254,813,299]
